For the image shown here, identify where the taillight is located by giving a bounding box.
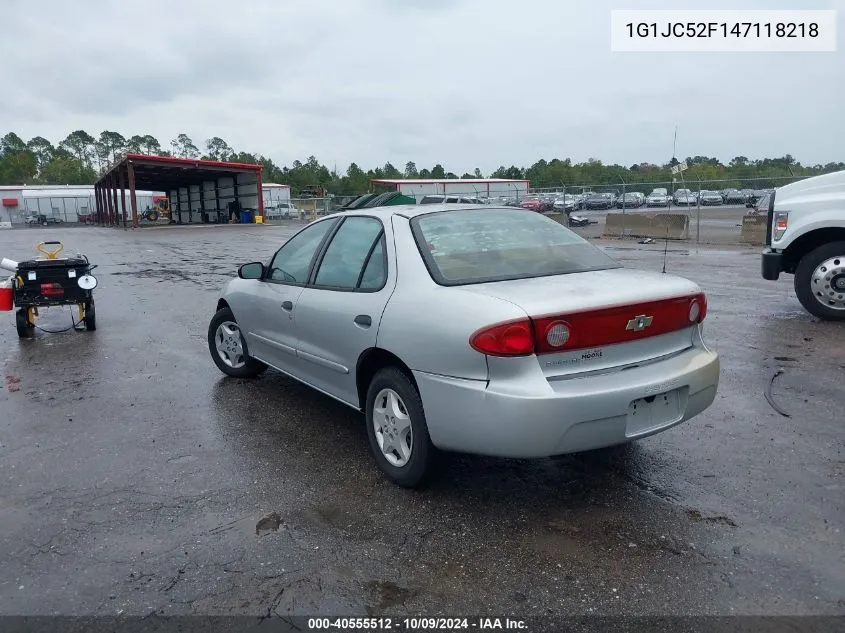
[533,292,706,354]
[469,293,707,357]
[40,282,64,297]
[469,319,535,357]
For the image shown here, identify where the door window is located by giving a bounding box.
[314,217,384,290]
[268,219,336,284]
[357,236,387,290]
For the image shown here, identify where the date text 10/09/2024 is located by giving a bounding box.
[625,22,819,39]
[307,617,528,630]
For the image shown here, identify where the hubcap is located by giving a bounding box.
[811,256,845,312]
[214,321,246,368]
[372,388,413,468]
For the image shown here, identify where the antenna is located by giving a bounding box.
[662,225,669,274]
[672,125,678,161]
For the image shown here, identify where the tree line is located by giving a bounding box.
[1,130,842,194]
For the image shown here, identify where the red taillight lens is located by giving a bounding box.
[469,319,535,357]
[40,282,64,297]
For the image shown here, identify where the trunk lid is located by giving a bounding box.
[461,268,702,378]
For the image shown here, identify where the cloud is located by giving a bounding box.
[1,0,842,172]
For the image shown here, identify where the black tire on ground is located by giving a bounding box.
[85,299,96,331]
[207,306,267,378]
[794,241,845,321]
[16,309,33,338]
[365,367,434,488]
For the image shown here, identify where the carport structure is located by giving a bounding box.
[94,153,264,228]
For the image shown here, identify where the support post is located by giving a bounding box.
[127,161,139,229]
[98,185,105,226]
[105,177,115,227]
[111,175,120,228]
[94,185,101,225]
[257,168,265,220]
[118,168,127,230]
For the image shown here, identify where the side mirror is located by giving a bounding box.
[238,262,265,280]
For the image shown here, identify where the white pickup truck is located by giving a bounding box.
[761,169,845,321]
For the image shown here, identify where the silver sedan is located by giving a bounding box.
[208,205,720,487]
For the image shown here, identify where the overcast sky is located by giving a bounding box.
[1,0,842,173]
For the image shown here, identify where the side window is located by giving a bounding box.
[268,219,335,283]
[358,236,386,290]
[314,217,383,290]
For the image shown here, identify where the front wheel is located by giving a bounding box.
[365,367,433,488]
[794,241,845,321]
[207,307,267,378]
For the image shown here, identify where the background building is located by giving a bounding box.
[370,178,530,202]
[1,183,291,225]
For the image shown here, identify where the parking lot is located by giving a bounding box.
[0,224,842,618]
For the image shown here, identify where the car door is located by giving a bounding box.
[241,218,338,374]
[294,215,395,407]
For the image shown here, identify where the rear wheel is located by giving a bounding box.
[208,307,267,378]
[85,299,96,331]
[794,241,845,321]
[15,309,33,338]
[365,367,433,488]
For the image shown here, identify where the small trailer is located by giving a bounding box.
[0,241,99,338]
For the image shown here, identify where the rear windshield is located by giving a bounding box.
[410,208,620,286]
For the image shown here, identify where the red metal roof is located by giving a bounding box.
[123,153,262,171]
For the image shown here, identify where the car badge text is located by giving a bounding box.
[626,315,654,331]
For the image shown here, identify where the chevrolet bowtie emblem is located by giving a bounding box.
[626,315,654,332]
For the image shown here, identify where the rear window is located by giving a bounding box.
[410,208,620,286]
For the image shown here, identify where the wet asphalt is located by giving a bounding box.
[0,223,842,618]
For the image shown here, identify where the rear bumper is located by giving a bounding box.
[414,346,720,458]
[762,248,783,280]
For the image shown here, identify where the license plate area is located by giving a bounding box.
[626,387,685,436]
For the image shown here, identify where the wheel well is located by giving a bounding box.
[782,228,845,274]
[216,298,230,311]
[356,348,417,411]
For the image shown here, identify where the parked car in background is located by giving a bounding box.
[646,190,671,207]
[616,192,644,209]
[208,204,720,487]
[585,193,615,210]
[420,195,485,205]
[745,189,774,208]
[553,194,578,213]
[265,202,298,219]
[26,214,63,226]
[699,190,724,206]
[722,189,746,205]
[674,189,697,206]
[519,198,547,212]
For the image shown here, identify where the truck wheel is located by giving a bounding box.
[794,241,845,321]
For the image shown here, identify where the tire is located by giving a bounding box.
[207,307,267,378]
[16,309,33,339]
[794,241,845,321]
[365,367,433,488]
[85,299,96,331]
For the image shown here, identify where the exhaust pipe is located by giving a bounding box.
[0,257,19,273]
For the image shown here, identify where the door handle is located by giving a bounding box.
[281,301,293,311]
[354,314,372,327]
